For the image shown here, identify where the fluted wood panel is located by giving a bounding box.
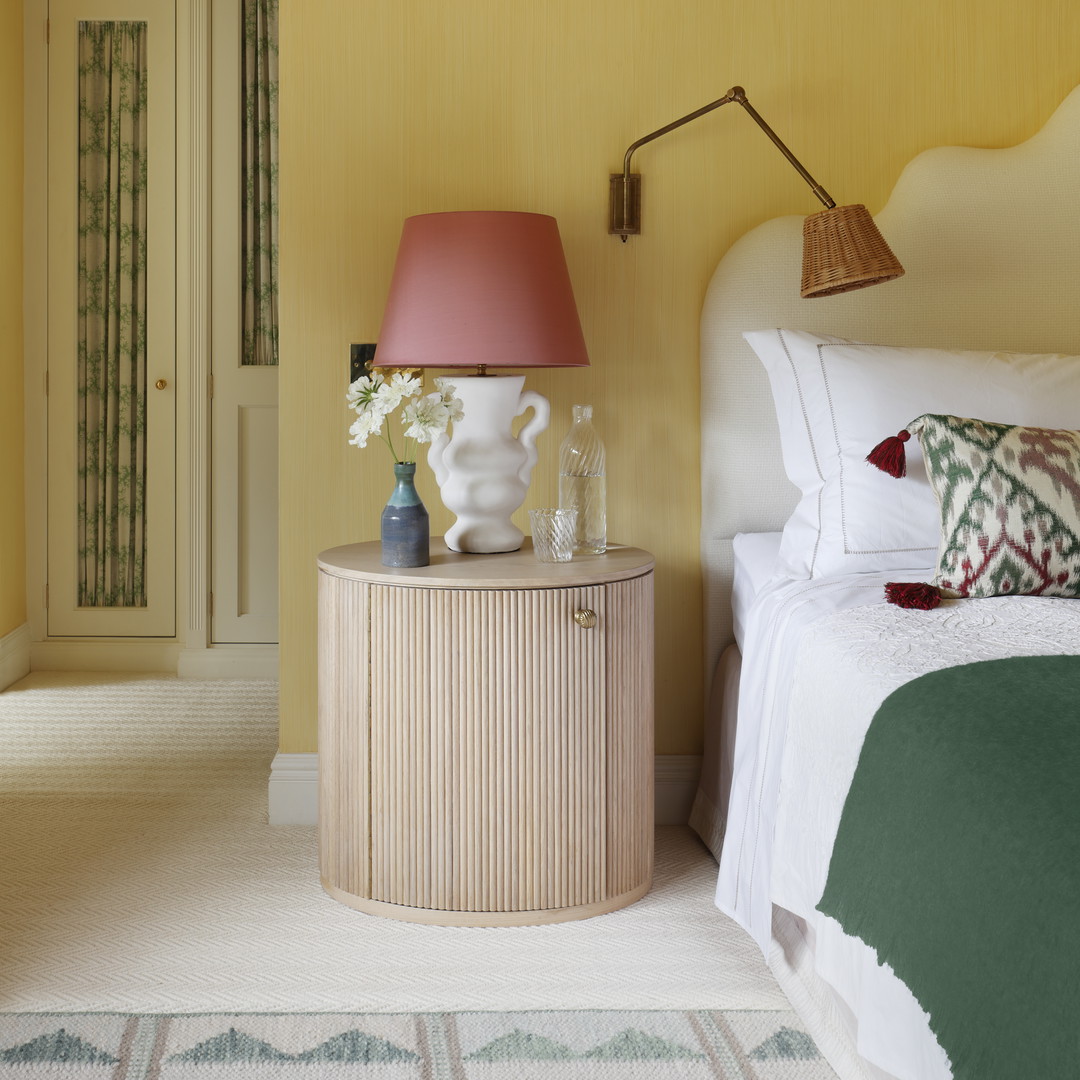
[605,571,654,898]
[317,571,369,899]
[368,583,607,912]
[317,544,654,924]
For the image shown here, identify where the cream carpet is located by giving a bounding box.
[0,673,787,1015]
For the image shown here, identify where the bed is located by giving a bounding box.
[690,85,1080,1080]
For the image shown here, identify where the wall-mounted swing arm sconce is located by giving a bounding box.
[609,86,905,297]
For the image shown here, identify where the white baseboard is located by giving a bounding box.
[178,645,279,680]
[655,754,703,826]
[268,753,320,824]
[30,639,182,672]
[23,640,276,679]
[269,752,702,827]
[0,623,32,691]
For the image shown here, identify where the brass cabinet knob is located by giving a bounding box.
[574,608,597,629]
[155,378,168,390]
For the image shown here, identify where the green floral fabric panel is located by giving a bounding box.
[912,413,1080,598]
[77,22,148,608]
[242,0,279,366]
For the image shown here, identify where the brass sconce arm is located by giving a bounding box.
[618,87,740,178]
[610,86,836,239]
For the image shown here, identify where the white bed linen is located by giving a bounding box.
[717,569,1080,1080]
[731,532,782,652]
[716,569,919,949]
[689,532,782,859]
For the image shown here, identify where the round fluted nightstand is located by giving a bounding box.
[317,538,655,926]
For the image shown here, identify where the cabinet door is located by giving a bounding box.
[46,0,176,636]
[368,584,607,913]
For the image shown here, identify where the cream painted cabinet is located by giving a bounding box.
[317,539,654,926]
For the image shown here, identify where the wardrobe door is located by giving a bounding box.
[46,0,176,637]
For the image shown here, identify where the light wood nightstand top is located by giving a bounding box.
[318,538,654,589]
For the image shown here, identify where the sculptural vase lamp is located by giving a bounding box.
[374,211,589,553]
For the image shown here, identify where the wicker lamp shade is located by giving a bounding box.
[801,204,905,298]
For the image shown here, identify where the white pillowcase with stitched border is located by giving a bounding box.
[744,328,1080,579]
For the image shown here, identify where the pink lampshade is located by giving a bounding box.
[374,211,589,369]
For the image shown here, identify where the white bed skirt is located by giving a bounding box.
[769,909,895,1080]
[688,642,740,863]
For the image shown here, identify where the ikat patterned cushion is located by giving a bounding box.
[868,414,1080,604]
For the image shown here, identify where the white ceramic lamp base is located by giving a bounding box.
[428,375,549,553]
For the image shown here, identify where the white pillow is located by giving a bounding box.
[744,329,1080,578]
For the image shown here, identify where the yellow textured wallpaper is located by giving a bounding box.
[279,0,1080,754]
[0,0,26,640]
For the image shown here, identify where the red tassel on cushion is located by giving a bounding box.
[885,581,941,610]
[867,429,911,478]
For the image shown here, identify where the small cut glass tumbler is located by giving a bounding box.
[528,508,577,563]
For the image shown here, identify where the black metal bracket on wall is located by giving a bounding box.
[349,343,376,383]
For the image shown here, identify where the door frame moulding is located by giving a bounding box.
[176,0,212,659]
[23,0,263,674]
[23,0,47,651]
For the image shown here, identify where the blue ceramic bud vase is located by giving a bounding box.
[381,462,429,567]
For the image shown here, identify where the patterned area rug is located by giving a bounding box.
[0,1010,836,1078]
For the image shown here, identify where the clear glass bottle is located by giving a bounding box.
[558,404,606,554]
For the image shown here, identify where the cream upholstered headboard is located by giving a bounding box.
[700,84,1080,680]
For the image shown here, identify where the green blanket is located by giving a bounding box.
[817,655,1080,1080]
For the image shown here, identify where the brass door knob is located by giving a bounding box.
[574,608,597,629]
[155,378,168,390]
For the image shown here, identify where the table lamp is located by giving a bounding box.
[375,211,589,554]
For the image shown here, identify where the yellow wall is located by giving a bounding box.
[0,0,26,640]
[279,0,1080,755]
